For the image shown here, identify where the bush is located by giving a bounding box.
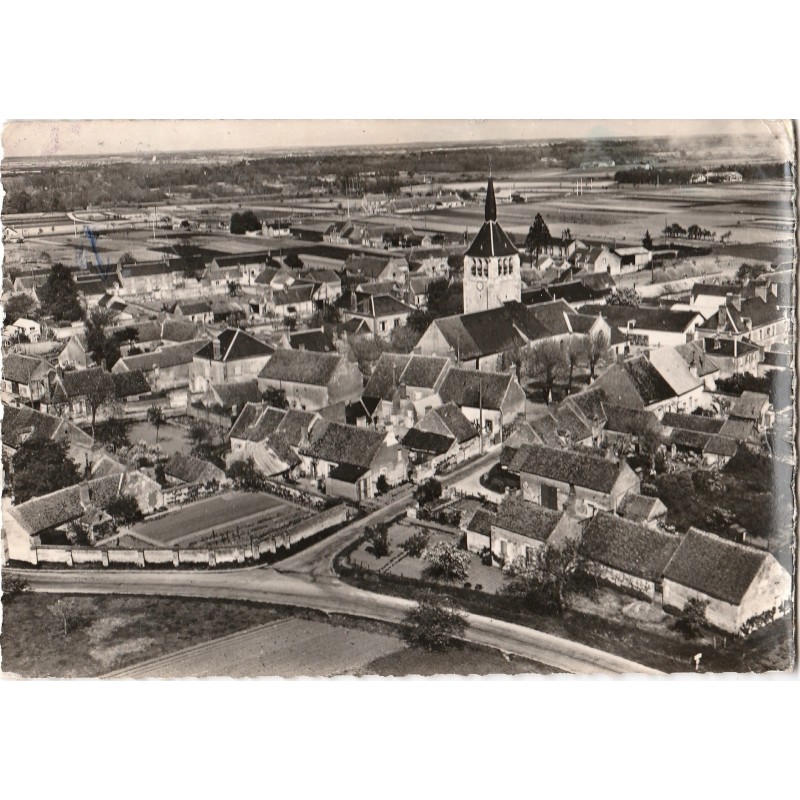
[673,598,710,639]
[226,457,267,492]
[401,530,430,558]
[376,475,390,495]
[422,542,471,583]
[400,593,468,651]
[413,478,442,508]
[365,524,391,559]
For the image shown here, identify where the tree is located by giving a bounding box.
[736,262,768,284]
[526,339,566,404]
[413,477,442,507]
[583,329,610,381]
[85,307,121,368]
[500,340,526,384]
[1,572,28,606]
[230,210,262,234]
[365,523,391,558]
[226,457,267,492]
[189,420,215,460]
[50,597,90,637]
[83,369,116,438]
[501,541,584,616]
[376,474,390,495]
[262,386,289,409]
[94,415,131,451]
[422,542,471,584]
[2,293,38,326]
[607,288,641,306]
[11,439,82,504]
[401,529,430,558]
[38,263,84,322]
[525,213,551,260]
[642,230,654,250]
[400,593,468,650]
[147,405,166,444]
[673,598,709,639]
[565,335,584,395]
[105,494,144,526]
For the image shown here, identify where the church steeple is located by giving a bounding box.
[484,177,497,222]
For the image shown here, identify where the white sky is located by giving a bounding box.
[2,119,790,159]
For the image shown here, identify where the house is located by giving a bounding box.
[613,246,653,272]
[203,380,263,416]
[580,513,680,601]
[586,246,623,275]
[287,328,337,353]
[437,368,526,439]
[203,265,244,295]
[1,353,52,405]
[163,452,226,487]
[228,404,317,477]
[1,402,95,471]
[404,275,438,309]
[191,328,275,394]
[262,282,318,321]
[299,421,408,501]
[2,471,165,563]
[647,347,706,411]
[464,508,496,554]
[6,317,41,342]
[45,367,151,421]
[298,269,342,304]
[592,354,704,417]
[696,293,788,351]
[115,259,188,297]
[690,283,745,318]
[662,528,792,634]
[341,294,415,338]
[113,338,209,393]
[674,340,721,389]
[699,336,761,378]
[600,403,663,452]
[581,304,702,349]
[510,443,640,516]
[257,349,363,411]
[401,428,459,479]
[411,402,482,467]
[618,493,668,526]
[171,300,214,324]
[343,254,409,283]
[490,495,580,566]
[58,334,93,370]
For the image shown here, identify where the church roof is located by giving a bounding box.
[464,178,519,259]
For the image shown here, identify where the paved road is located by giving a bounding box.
[5,450,663,675]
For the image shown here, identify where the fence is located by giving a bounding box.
[28,504,350,569]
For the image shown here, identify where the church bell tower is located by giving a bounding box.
[462,178,521,314]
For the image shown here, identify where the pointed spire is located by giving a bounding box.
[484,177,497,222]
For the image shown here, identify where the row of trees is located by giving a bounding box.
[662,223,716,241]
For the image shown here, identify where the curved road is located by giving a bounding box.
[5,453,661,675]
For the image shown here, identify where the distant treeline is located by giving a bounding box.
[615,161,792,185]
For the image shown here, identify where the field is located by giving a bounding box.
[0,593,559,678]
[128,420,192,456]
[130,491,288,546]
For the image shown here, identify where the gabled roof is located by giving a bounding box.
[437,368,514,411]
[581,512,680,581]
[301,421,386,468]
[466,508,496,537]
[2,353,51,384]
[674,340,721,377]
[400,355,449,389]
[601,403,660,437]
[663,528,770,605]
[363,353,412,401]
[259,349,344,386]
[433,308,527,361]
[729,391,770,421]
[211,379,262,409]
[618,493,667,523]
[1,402,93,450]
[718,417,757,442]
[401,428,455,456]
[229,403,287,442]
[700,295,784,333]
[164,452,223,485]
[494,495,562,542]
[511,443,628,494]
[195,328,274,362]
[289,329,336,353]
[174,300,212,315]
[431,402,479,443]
[661,412,725,435]
[647,347,703,397]
[117,338,209,372]
[353,294,415,319]
[582,304,700,333]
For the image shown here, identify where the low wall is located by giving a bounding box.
[284,505,349,546]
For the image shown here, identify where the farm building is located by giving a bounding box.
[662,528,793,634]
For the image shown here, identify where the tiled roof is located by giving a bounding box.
[663,528,769,605]
[729,391,770,421]
[363,353,411,401]
[118,339,208,372]
[259,349,344,386]
[701,338,760,359]
[582,304,700,333]
[302,421,385,468]
[354,294,415,319]
[674,341,721,377]
[581,512,680,581]
[289,329,336,353]
[229,403,286,442]
[111,370,151,398]
[494,495,562,542]
[600,403,660,437]
[648,348,703,397]
[438,368,514,411]
[432,308,526,361]
[401,428,454,456]
[703,434,739,458]
[718,418,757,442]
[174,300,212,315]
[160,319,201,342]
[2,353,50,384]
[466,508,496,537]
[511,443,626,494]
[618,493,667,523]
[400,355,449,389]
[274,409,317,447]
[211,379,262,409]
[661,413,725,434]
[432,402,479,443]
[1,402,93,450]
[700,295,784,333]
[164,452,223,484]
[195,328,274,362]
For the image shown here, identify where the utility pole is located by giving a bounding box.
[478,374,484,456]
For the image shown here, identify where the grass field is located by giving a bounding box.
[131,491,285,544]
[128,420,191,457]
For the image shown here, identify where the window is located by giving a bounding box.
[471,262,477,276]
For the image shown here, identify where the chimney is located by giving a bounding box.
[727,293,742,312]
[755,285,768,302]
[213,339,221,360]
[717,304,726,333]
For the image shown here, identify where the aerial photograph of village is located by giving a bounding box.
[0,119,795,678]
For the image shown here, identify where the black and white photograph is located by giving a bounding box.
[0,119,795,679]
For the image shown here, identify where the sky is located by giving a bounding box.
[1,119,791,159]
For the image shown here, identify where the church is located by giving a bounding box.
[462,178,521,314]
